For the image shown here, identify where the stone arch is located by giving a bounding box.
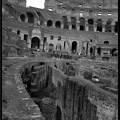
[31,37,40,49]
[97,47,101,55]
[36,11,44,25]
[26,12,34,23]
[88,18,94,31]
[72,41,77,54]
[79,18,85,30]
[20,14,25,22]
[55,106,62,120]
[56,44,62,50]
[49,43,54,52]
[55,99,64,120]
[71,17,76,30]
[89,47,94,57]
[105,19,112,32]
[97,19,102,32]
[55,21,61,28]
[62,16,69,29]
[104,41,109,45]
[47,20,53,27]
[32,28,41,39]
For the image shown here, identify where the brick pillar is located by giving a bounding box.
[102,25,105,32]
[102,21,106,32]
[41,98,56,120]
[85,18,89,31]
[44,21,47,26]
[111,22,115,33]
[94,23,97,32]
[69,24,72,30]
[61,23,64,29]
[76,17,80,30]
[53,22,55,28]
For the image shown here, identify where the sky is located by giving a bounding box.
[26,0,45,9]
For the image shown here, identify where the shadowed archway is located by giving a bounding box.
[55,106,62,120]
[31,37,40,49]
[72,41,77,54]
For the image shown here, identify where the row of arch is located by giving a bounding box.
[20,11,43,25]
[4,3,118,33]
[47,17,118,33]
[31,37,78,53]
[31,37,117,57]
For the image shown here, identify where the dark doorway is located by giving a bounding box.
[20,14,25,22]
[105,19,112,32]
[97,19,102,32]
[27,12,34,23]
[79,18,85,31]
[72,41,77,54]
[47,20,53,27]
[55,106,62,120]
[90,47,93,55]
[114,21,118,33]
[71,17,76,30]
[62,16,69,29]
[49,43,54,52]
[31,37,40,49]
[55,21,61,28]
[88,19,94,31]
[97,47,101,55]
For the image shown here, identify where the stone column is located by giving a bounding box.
[102,21,106,32]
[77,24,80,30]
[53,22,55,28]
[44,21,47,26]
[41,98,56,120]
[102,25,106,32]
[69,24,72,30]
[61,23,64,29]
[94,23,97,32]
[76,17,80,30]
[85,18,89,31]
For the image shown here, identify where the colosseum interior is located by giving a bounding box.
[2,0,118,120]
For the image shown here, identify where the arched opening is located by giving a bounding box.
[36,11,44,25]
[80,25,84,30]
[72,41,77,54]
[62,16,69,29]
[104,41,109,45]
[47,20,53,27]
[88,19,94,31]
[71,17,76,30]
[105,19,112,32]
[27,12,34,23]
[56,44,62,50]
[31,37,40,49]
[90,47,93,55]
[114,21,118,33]
[20,14,25,22]
[49,43,54,52]
[55,21,61,28]
[97,19,102,32]
[97,47,101,55]
[79,18,85,30]
[55,106,62,120]
[111,48,118,56]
